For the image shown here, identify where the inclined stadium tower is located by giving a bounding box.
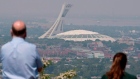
[39,3,115,42]
[39,3,72,38]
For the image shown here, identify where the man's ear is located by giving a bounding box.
[10,29,13,36]
[23,31,27,39]
[25,32,27,37]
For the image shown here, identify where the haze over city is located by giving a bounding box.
[0,0,140,26]
[1,0,140,79]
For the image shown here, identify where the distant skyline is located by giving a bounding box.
[0,0,140,26]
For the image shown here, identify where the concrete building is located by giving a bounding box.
[51,30,115,42]
[93,51,104,58]
[118,36,134,45]
[86,53,94,58]
[39,4,115,42]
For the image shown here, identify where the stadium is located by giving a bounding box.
[50,30,115,42]
[39,4,115,42]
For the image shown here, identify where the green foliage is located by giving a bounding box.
[45,58,140,78]
[102,41,129,52]
[40,59,52,79]
[56,70,76,79]
[134,43,140,50]
[45,58,109,78]
[40,58,77,79]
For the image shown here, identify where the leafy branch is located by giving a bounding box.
[39,58,77,79]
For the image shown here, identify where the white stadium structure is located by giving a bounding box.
[50,30,115,42]
[39,3,115,42]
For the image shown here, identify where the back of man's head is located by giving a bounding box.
[11,20,26,38]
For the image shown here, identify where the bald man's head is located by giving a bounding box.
[11,20,26,38]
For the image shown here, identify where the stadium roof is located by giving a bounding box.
[57,30,99,35]
[50,30,115,42]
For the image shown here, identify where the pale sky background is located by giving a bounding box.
[0,0,140,26]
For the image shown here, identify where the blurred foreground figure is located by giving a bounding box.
[0,20,43,79]
[101,52,137,79]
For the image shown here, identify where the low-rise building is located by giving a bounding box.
[86,53,94,58]
[118,36,134,45]
[94,51,104,58]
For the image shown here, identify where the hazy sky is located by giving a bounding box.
[0,0,140,25]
